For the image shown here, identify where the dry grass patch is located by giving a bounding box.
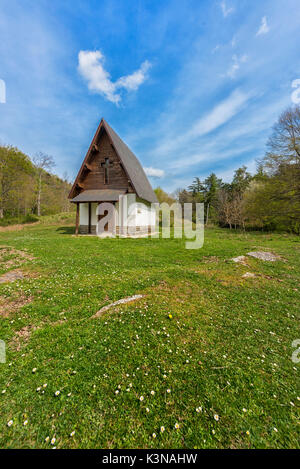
[0,294,33,317]
[10,325,37,351]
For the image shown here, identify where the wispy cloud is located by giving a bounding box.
[220,1,234,18]
[78,50,151,104]
[144,167,165,178]
[256,16,270,36]
[226,54,248,78]
[188,89,250,138]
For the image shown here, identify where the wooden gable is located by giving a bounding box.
[70,124,134,199]
[69,119,157,203]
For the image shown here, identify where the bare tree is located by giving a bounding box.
[32,152,55,216]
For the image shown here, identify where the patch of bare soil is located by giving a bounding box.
[0,295,33,317]
[0,270,25,283]
[0,246,35,270]
[202,256,220,263]
[10,325,37,351]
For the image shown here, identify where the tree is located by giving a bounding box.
[32,152,55,216]
[0,146,33,218]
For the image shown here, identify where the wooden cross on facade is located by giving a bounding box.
[101,158,113,184]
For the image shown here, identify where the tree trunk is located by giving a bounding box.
[0,208,3,219]
[206,203,210,225]
[37,173,42,217]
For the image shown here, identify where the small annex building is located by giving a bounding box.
[68,119,158,236]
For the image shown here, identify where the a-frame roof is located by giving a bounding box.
[68,119,158,203]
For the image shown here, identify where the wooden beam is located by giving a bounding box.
[76,182,84,189]
[84,163,93,171]
[93,143,99,152]
[75,203,79,235]
[88,202,91,234]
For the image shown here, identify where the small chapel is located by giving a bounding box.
[68,118,158,236]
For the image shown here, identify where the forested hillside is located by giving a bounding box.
[0,146,73,225]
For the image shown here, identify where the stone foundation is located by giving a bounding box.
[79,225,156,236]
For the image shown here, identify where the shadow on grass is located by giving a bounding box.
[56,226,75,235]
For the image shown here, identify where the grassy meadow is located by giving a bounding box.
[0,219,299,449]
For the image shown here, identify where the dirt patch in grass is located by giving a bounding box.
[10,324,37,351]
[0,246,35,270]
[0,295,33,317]
[0,269,26,283]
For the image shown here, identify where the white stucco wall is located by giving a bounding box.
[80,197,156,230]
[79,203,89,225]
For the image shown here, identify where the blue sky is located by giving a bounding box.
[1,0,300,192]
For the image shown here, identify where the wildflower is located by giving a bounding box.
[214,414,219,421]
[152,433,156,438]
[160,426,165,433]
[32,368,37,373]
[45,436,50,442]
[67,392,72,397]
[212,429,215,435]
[7,420,13,427]
[273,427,278,432]
[150,390,155,395]
[2,389,6,394]
[70,431,75,437]
[196,407,202,413]
[168,314,173,319]
[36,387,41,392]
[23,420,28,426]
[246,431,250,436]
[139,396,144,401]
[167,389,171,393]
[242,408,247,413]
[43,383,47,388]
[54,390,60,397]
[51,437,56,445]
[146,408,150,413]
[174,423,180,430]
[115,390,119,395]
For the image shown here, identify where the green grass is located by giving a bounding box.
[0,223,299,448]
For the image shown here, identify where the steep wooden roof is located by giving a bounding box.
[69,119,158,203]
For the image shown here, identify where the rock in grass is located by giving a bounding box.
[242,272,257,279]
[93,295,145,317]
[247,251,280,262]
[231,255,248,265]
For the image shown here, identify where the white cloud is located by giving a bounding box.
[256,16,270,36]
[220,1,234,18]
[226,54,248,78]
[144,167,165,178]
[78,50,151,104]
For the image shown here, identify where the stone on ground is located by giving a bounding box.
[242,272,257,279]
[231,255,248,264]
[93,295,145,317]
[247,251,280,262]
